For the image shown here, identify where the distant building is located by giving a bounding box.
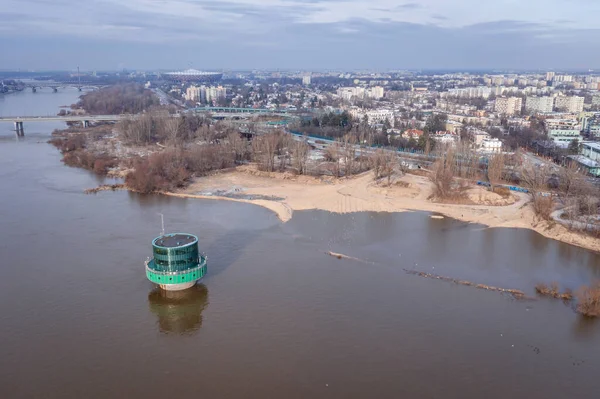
[337,86,384,101]
[480,138,503,153]
[185,85,226,103]
[525,96,554,114]
[582,142,600,163]
[545,72,555,81]
[206,86,227,103]
[185,86,203,102]
[545,118,580,131]
[495,97,522,116]
[567,155,600,177]
[548,128,582,143]
[366,86,385,99]
[337,87,365,101]
[470,130,491,146]
[404,129,424,139]
[164,69,223,83]
[366,109,394,127]
[302,75,311,86]
[432,131,459,146]
[554,96,584,113]
[553,75,573,83]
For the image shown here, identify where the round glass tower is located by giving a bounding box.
[145,233,208,291]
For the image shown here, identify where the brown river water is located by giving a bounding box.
[1,91,599,398]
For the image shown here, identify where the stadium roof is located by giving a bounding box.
[165,69,221,76]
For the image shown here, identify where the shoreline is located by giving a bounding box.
[163,167,600,253]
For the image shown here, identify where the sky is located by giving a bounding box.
[1,0,600,71]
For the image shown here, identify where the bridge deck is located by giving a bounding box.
[0,115,124,122]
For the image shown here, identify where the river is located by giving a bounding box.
[1,90,599,398]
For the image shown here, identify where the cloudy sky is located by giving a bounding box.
[1,0,599,70]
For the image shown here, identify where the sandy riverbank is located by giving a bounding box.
[168,165,600,253]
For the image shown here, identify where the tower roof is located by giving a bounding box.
[153,233,197,248]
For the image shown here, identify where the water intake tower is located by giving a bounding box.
[145,233,208,291]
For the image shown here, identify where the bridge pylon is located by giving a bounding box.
[14,121,24,137]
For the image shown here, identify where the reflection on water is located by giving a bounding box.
[572,314,600,341]
[147,284,209,335]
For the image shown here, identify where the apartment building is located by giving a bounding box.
[480,138,503,153]
[365,109,394,126]
[184,85,226,103]
[554,96,584,113]
[494,97,522,115]
[525,96,554,114]
[367,86,385,99]
[337,86,384,101]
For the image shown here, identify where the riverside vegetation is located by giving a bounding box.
[535,282,600,318]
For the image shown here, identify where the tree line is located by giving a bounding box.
[75,84,160,115]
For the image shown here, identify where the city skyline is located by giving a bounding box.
[1,0,600,70]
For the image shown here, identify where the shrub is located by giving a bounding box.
[93,157,117,175]
[532,195,554,221]
[493,186,511,198]
[125,146,235,194]
[575,282,600,317]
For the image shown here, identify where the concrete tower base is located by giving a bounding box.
[159,281,197,291]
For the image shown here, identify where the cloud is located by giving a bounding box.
[396,3,422,10]
[1,0,600,69]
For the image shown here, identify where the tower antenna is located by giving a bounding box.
[159,213,165,236]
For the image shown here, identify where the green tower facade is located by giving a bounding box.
[145,233,207,291]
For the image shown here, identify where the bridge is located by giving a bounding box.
[192,106,292,115]
[193,106,300,127]
[24,82,105,93]
[0,115,124,136]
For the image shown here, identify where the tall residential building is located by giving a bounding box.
[302,75,311,86]
[525,96,554,114]
[554,96,584,113]
[366,86,384,99]
[206,86,227,103]
[495,97,522,115]
[337,86,383,101]
[491,76,504,86]
[337,87,365,101]
[545,72,555,81]
[185,86,204,102]
[185,85,226,103]
[553,75,573,83]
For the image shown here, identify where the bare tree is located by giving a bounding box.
[487,153,506,190]
[163,117,183,147]
[227,132,248,163]
[341,134,357,176]
[371,149,397,185]
[558,161,584,201]
[325,142,342,177]
[251,132,284,172]
[520,163,553,220]
[292,139,310,175]
[429,148,457,199]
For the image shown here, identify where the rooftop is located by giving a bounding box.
[154,234,197,248]
[583,142,600,152]
[165,69,222,76]
[569,155,600,168]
